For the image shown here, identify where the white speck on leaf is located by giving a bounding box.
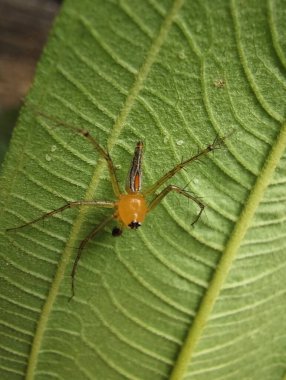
[178,50,186,60]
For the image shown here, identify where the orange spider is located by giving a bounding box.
[7,121,225,298]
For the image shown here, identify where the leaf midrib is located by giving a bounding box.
[169,122,286,379]
[25,1,185,378]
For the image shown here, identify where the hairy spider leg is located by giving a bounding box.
[148,185,204,226]
[7,200,116,299]
[6,201,115,232]
[28,106,122,198]
[70,213,114,301]
[76,130,121,198]
[143,135,226,196]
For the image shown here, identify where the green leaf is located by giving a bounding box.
[1,1,286,379]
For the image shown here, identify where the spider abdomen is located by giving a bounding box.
[116,193,148,228]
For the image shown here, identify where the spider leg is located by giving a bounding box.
[148,185,205,226]
[27,105,121,197]
[143,136,226,196]
[6,200,115,232]
[70,213,114,301]
[77,131,121,197]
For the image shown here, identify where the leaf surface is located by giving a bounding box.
[0,1,286,379]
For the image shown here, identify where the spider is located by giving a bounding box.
[7,121,226,299]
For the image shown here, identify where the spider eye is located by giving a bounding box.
[128,221,141,230]
[112,227,123,237]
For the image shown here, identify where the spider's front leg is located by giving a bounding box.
[28,107,122,198]
[148,185,205,226]
[75,130,121,198]
[143,135,226,196]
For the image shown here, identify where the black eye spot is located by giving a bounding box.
[128,221,141,230]
[112,227,123,237]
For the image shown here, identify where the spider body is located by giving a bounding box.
[7,118,226,299]
[114,141,147,232]
[116,193,148,230]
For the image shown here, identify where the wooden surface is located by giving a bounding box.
[0,0,61,109]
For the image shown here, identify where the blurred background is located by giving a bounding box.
[0,0,61,165]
